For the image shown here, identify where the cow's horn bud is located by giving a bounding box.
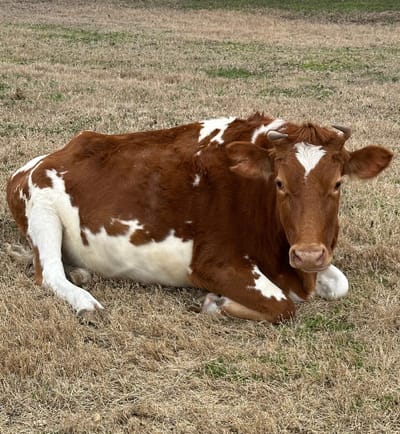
[332,124,351,139]
[267,131,288,141]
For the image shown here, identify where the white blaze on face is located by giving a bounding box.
[198,117,236,144]
[294,142,326,178]
[248,265,286,301]
[251,118,286,144]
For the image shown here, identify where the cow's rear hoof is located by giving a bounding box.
[68,267,92,286]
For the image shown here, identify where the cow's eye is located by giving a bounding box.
[275,179,285,191]
[334,180,342,191]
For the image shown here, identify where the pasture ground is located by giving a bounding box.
[0,1,399,433]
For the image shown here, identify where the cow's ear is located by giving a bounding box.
[344,145,393,179]
[226,141,272,179]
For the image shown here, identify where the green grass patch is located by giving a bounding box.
[301,314,355,333]
[0,82,11,99]
[201,357,248,382]
[49,92,66,102]
[260,84,336,99]
[206,67,255,79]
[177,0,400,13]
[26,24,132,45]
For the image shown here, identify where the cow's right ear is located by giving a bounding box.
[226,141,272,179]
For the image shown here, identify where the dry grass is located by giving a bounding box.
[1,1,399,433]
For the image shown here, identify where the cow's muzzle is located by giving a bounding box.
[289,243,331,272]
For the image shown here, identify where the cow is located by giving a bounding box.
[6,113,393,323]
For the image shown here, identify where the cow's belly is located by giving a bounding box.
[23,169,193,287]
[63,227,193,286]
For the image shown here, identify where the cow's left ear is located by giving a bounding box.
[344,145,394,179]
[226,141,272,179]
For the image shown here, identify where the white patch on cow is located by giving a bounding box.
[316,264,349,300]
[192,174,201,187]
[251,118,286,144]
[195,150,202,157]
[248,265,286,301]
[198,117,235,144]
[110,217,143,233]
[45,170,193,286]
[25,169,103,313]
[294,142,326,178]
[12,154,48,178]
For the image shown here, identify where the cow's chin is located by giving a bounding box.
[295,264,331,273]
[289,259,332,273]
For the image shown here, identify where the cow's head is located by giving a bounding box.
[226,122,393,272]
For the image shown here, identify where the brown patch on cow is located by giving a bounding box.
[221,298,295,323]
[104,219,130,237]
[130,229,153,246]
[31,168,53,189]
[80,230,89,246]
[32,245,43,285]
[6,174,29,236]
[283,122,345,148]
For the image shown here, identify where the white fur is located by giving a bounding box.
[249,265,286,301]
[198,117,235,144]
[12,154,48,178]
[294,142,326,178]
[316,265,349,300]
[23,169,193,312]
[192,174,201,187]
[251,118,286,144]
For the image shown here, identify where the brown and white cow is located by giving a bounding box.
[6,113,393,323]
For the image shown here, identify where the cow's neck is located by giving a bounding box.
[236,177,288,272]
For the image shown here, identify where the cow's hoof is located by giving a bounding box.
[75,291,104,316]
[201,293,226,314]
[68,267,92,286]
[316,265,349,300]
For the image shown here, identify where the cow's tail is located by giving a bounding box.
[5,242,34,265]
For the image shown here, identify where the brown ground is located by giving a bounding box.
[0,1,399,433]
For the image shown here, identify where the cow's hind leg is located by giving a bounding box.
[28,206,103,314]
[6,243,92,286]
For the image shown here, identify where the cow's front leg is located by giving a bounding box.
[190,261,295,323]
[316,264,349,300]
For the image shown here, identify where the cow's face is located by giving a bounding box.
[226,125,393,272]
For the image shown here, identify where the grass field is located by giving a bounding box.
[0,1,399,433]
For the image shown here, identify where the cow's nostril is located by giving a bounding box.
[290,245,328,269]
